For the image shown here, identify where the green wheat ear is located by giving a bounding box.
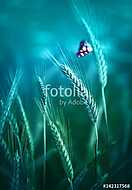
[17,95,34,161]
[36,75,47,188]
[87,24,109,141]
[0,68,22,141]
[71,2,109,139]
[0,98,21,161]
[84,23,108,128]
[9,112,22,159]
[48,53,99,149]
[0,100,12,161]
[37,76,74,187]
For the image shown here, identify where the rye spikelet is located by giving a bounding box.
[72,3,108,88]
[49,119,74,183]
[82,23,107,88]
[0,100,11,161]
[36,75,47,188]
[37,76,74,184]
[0,98,22,158]
[60,64,98,124]
[47,52,98,124]
[62,65,99,147]
[48,53,99,148]
[17,95,34,161]
[81,21,108,128]
[0,68,22,140]
[9,114,22,158]
[71,2,108,135]
[37,76,47,109]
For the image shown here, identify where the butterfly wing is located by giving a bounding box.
[76,41,93,57]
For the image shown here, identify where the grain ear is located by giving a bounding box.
[17,95,34,161]
[0,68,22,140]
[37,76,74,187]
[71,1,109,140]
[49,53,99,149]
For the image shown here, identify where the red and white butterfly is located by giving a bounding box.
[76,40,93,57]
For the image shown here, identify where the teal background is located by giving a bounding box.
[0,0,132,190]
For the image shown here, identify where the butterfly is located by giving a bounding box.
[76,40,93,57]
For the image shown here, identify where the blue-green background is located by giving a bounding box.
[0,0,132,190]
